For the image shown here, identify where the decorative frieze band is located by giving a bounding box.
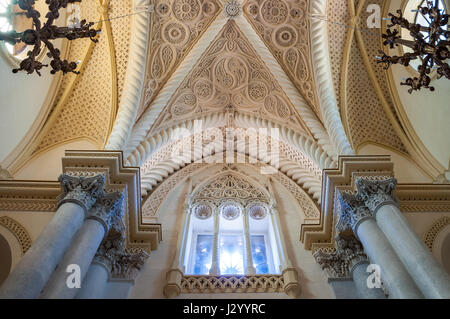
[0,216,32,255]
[180,274,285,294]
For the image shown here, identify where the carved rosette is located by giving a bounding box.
[355,178,398,214]
[0,166,13,180]
[247,202,268,220]
[94,234,150,280]
[336,192,373,234]
[87,191,125,235]
[224,0,241,19]
[57,174,106,214]
[313,234,368,278]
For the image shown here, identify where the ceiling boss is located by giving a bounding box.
[0,0,100,76]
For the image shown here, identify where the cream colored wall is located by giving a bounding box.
[0,3,65,164]
[357,143,433,183]
[0,211,54,274]
[0,211,54,241]
[404,212,450,273]
[130,165,334,299]
[13,139,98,181]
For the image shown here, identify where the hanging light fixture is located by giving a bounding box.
[0,0,100,76]
[376,0,449,93]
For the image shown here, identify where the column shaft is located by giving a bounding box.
[357,219,423,299]
[39,219,105,299]
[0,202,85,299]
[75,262,109,299]
[376,204,450,299]
[243,210,255,274]
[351,262,386,299]
[209,210,220,275]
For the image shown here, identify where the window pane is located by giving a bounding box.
[219,234,244,275]
[193,235,213,275]
[251,235,269,274]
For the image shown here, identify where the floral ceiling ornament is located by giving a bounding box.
[377,0,449,93]
[0,0,100,75]
[224,0,240,19]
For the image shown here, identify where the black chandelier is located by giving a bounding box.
[0,0,100,76]
[377,0,450,93]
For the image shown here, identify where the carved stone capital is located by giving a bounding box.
[57,174,106,214]
[88,191,124,235]
[355,178,398,214]
[94,234,149,280]
[313,234,368,278]
[337,192,373,234]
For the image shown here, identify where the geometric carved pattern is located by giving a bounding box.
[36,0,132,152]
[273,172,319,220]
[346,41,406,153]
[358,0,402,124]
[422,217,450,251]
[192,173,270,206]
[181,274,284,293]
[139,0,222,117]
[142,163,206,218]
[326,0,349,112]
[243,0,321,120]
[152,20,310,135]
[0,216,32,255]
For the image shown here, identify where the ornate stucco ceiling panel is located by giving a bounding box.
[357,0,402,125]
[110,0,133,104]
[326,0,349,112]
[151,20,312,136]
[346,41,407,153]
[35,0,133,153]
[37,31,113,151]
[138,0,223,117]
[242,0,321,121]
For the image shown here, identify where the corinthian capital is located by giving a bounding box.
[88,191,124,235]
[314,234,368,278]
[57,174,106,213]
[355,178,398,214]
[337,192,373,234]
[94,234,149,279]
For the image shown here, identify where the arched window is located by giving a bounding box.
[165,173,300,298]
[177,173,288,277]
[185,200,280,276]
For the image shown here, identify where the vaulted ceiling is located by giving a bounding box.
[4,0,447,206]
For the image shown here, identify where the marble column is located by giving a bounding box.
[40,191,124,299]
[76,234,148,299]
[242,208,255,275]
[0,174,105,299]
[209,208,220,275]
[314,234,386,299]
[356,178,450,299]
[338,193,423,299]
[75,262,110,299]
